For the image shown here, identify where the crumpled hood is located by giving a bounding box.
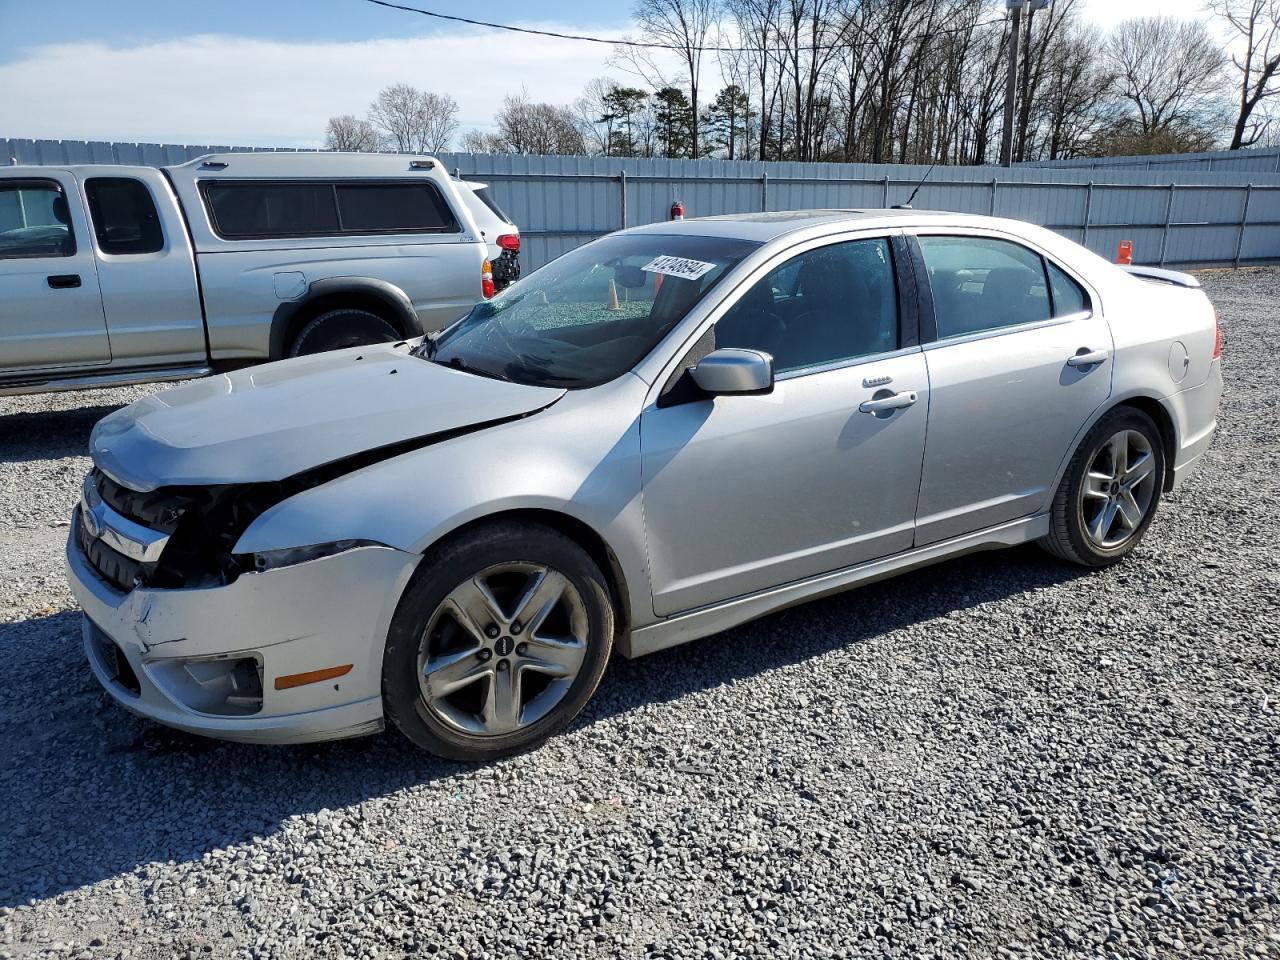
[91,344,565,491]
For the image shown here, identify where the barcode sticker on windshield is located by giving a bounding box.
[641,255,716,281]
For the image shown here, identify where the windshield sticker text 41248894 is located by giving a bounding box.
[641,255,717,282]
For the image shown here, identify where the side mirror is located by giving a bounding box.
[690,348,774,396]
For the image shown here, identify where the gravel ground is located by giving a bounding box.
[1,268,1277,960]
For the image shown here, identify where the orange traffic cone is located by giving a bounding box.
[607,278,621,311]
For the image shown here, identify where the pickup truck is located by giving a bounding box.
[0,152,501,396]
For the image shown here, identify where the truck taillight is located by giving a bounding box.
[1213,309,1222,359]
[496,233,520,252]
[481,259,495,299]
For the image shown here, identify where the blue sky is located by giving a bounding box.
[0,0,1203,147]
[0,0,631,53]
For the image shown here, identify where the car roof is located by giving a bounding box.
[623,208,987,243]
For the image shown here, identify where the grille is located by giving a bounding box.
[77,512,142,592]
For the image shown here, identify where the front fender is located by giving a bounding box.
[234,376,656,627]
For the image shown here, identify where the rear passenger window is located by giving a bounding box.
[716,238,898,373]
[919,236,1051,338]
[335,183,457,233]
[0,181,75,258]
[1047,260,1089,317]
[85,177,164,254]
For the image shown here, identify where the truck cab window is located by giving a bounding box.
[85,177,164,255]
[0,181,76,259]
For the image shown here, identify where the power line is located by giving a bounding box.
[364,0,1008,54]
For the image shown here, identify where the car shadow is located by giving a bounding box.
[0,404,122,464]
[0,545,1087,908]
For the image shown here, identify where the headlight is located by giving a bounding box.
[250,540,379,573]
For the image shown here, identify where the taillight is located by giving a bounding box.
[481,259,495,299]
[496,233,520,252]
[1212,309,1222,359]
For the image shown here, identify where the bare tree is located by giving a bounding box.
[620,0,719,155]
[1209,0,1280,148]
[471,94,588,155]
[1103,18,1225,142]
[324,114,380,152]
[368,83,459,153]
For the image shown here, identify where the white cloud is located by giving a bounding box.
[0,28,625,146]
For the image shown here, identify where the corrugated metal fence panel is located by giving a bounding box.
[1024,145,1280,173]
[8,139,1280,268]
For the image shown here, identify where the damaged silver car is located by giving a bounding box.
[67,210,1222,760]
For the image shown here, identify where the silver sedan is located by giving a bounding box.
[66,210,1223,759]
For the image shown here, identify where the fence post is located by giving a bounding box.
[882,175,890,207]
[1234,182,1254,266]
[619,169,627,229]
[761,170,768,212]
[1082,181,1094,248]
[1158,183,1176,266]
[989,178,998,215]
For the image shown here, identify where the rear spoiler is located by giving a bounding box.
[1120,264,1201,289]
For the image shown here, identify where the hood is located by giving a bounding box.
[91,344,565,491]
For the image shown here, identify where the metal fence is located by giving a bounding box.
[8,137,1280,270]
[1022,146,1280,174]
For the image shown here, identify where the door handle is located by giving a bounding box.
[47,274,82,289]
[858,390,918,414]
[1066,348,1108,367]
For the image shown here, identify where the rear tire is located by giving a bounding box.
[382,521,614,761]
[287,308,400,357]
[1040,407,1165,567]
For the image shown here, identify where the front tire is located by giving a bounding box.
[287,308,400,357]
[382,522,614,760]
[1040,407,1165,567]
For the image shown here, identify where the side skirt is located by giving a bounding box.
[0,364,212,397]
[619,513,1050,659]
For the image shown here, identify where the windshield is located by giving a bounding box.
[426,232,759,388]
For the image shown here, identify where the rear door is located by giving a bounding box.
[910,231,1113,544]
[0,172,111,373]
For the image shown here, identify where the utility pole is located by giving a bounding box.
[1000,0,1024,168]
[1000,0,1051,168]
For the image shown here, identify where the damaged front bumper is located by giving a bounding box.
[65,515,420,744]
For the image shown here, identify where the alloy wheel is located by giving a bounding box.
[418,562,589,737]
[1081,429,1158,549]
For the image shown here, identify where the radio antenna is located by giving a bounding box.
[893,162,937,210]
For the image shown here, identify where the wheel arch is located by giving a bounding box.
[415,508,634,638]
[1109,395,1178,491]
[269,278,424,359]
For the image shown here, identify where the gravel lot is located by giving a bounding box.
[1,268,1277,960]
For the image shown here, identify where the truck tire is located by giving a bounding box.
[287,308,400,357]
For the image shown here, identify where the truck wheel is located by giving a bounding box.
[287,308,400,357]
[382,521,615,761]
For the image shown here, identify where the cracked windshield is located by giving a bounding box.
[428,233,758,387]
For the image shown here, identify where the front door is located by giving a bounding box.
[641,236,929,617]
[911,232,1114,544]
[0,174,110,374]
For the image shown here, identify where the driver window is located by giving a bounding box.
[715,238,897,373]
[0,181,77,259]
